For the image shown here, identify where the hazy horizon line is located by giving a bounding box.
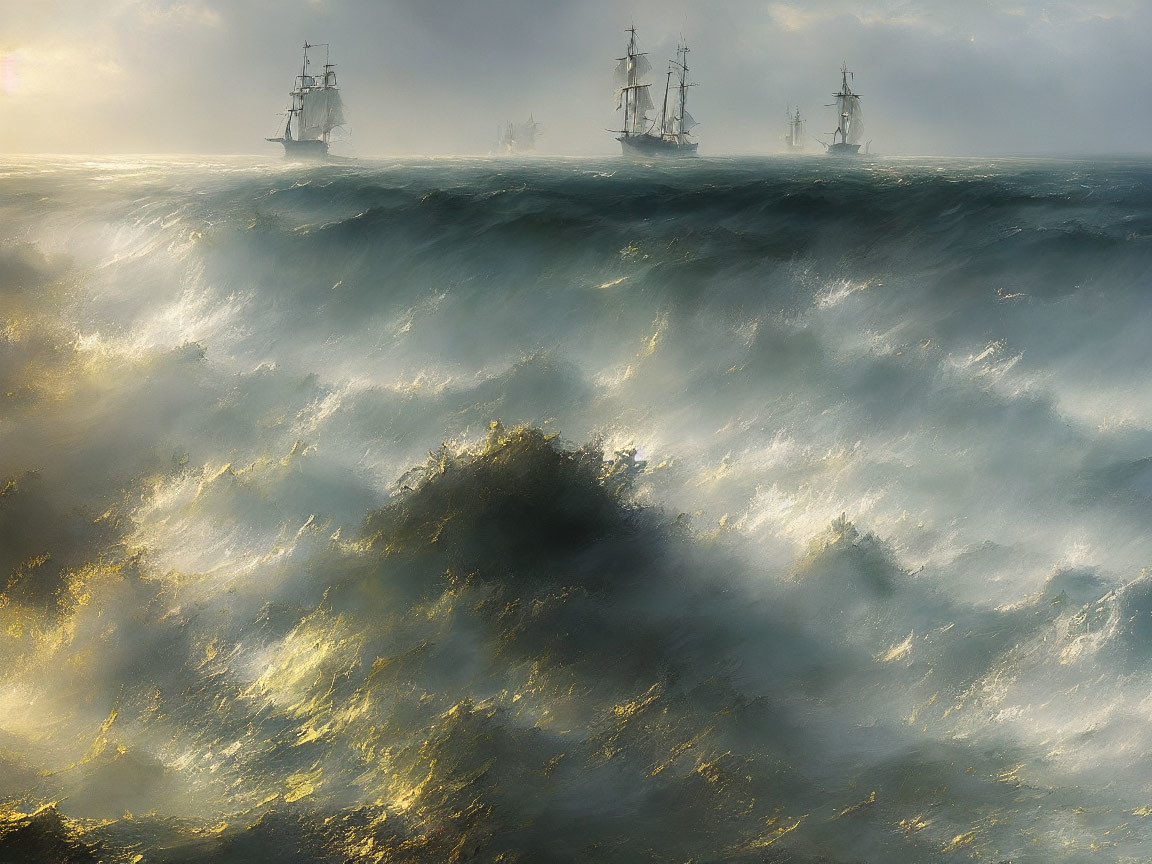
[4,150,1152,161]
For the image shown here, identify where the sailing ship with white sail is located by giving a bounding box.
[612,27,699,157]
[783,106,805,152]
[267,42,346,159]
[496,114,541,154]
[825,63,863,155]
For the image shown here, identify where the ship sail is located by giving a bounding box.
[512,117,538,146]
[845,97,863,144]
[634,86,654,132]
[618,83,654,133]
[633,85,655,112]
[614,53,651,85]
[496,114,541,153]
[325,89,346,129]
[783,107,805,151]
[300,87,346,139]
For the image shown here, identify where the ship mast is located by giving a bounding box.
[615,26,651,137]
[661,66,673,137]
[831,62,858,146]
[322,44,335,144]
[625,26,636,135]
[293,42,312,140]
[677,42,690,148]
[662,41,696,147]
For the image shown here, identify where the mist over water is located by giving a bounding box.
[3,154,1152,862]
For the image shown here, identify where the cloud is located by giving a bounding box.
[135,1,223,28]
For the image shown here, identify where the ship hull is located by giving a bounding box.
[267,138,329,160]
[619,134,698,158]
[827,142,861,155]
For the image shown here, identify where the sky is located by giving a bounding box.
[0,0,1149,156]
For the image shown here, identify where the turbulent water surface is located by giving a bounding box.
[3,154,1152,862]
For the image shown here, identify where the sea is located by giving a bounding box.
[2,154,1152,862]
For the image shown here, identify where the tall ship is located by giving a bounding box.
[783,106,805,152]
[266,42,346,159]
[825,63,863,155]
[612,27,699,158]
[496,114,541,154]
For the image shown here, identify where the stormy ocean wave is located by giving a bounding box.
[3,155,1152,862]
